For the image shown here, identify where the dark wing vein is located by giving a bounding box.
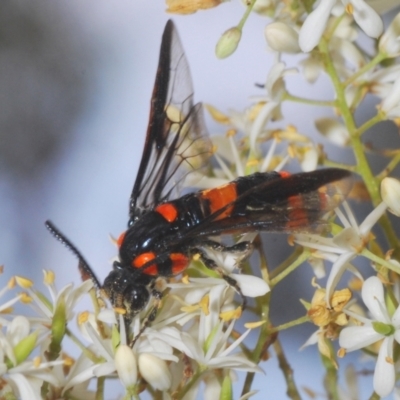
[129,20,212,218]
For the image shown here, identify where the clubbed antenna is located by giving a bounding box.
[45,220,101,288]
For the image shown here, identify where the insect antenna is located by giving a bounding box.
[45,220,102,288]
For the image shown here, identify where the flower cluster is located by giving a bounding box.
[4,0,400,398]
[166,0,400,397]
[0,258,268,399]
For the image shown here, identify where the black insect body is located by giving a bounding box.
[46,20,352,344]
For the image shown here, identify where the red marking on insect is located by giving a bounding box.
[201,183,237,219]
[278,171,291,179]
[170,253,189,274]
[286,194,308,228]
[133,252,158,275]
[156,203,178,222]
[117,231,126,248]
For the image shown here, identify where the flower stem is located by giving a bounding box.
[237,0,257,30]
[362,248,400,275]
[344,52,386,87]
[319,37,400,254]
[270,248,311,286]
[95,376,105,400]
[273,338,302,400]
[273,315,309,332]
[283,92,335,107]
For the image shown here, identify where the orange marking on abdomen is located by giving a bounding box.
[117,231,126,248]
[286,194,309,228]
[278,171,291,178]
[170,253,189,275]
[133,252,158,275]
[201,183,237,219]
[155,203,178,222]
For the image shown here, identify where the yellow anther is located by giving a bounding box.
[7,277,16,289]
[244,320,266,329]
[43,270,55,285]
[15,276,33,289]
[192,253,201,261]
[181,304,199,313]
[33,357,41,368]
[114,307,126,315]
[345,3,354,14]
[63,356,75,367]
[20,293,33,304]
[78,311,89,325]
[246,159,259,167]
[199,295,209,316]
[337,348,346,358]
[226,128,237,137]
[204,104,230,124]
[182,274,190,284]
[220,306,242,321]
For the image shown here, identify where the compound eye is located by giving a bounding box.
[128,286,150,315]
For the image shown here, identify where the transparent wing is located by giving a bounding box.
[193,169,353,237]
[129,20,212,220]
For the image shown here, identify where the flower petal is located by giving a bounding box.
[373,336,395,397]
[351,0,383,38]
[362,277,390,322]
[299,0,336,52]
[339,325,382,351]
[230,274,270,297]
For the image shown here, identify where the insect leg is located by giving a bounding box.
[129,289,163,348]
[200,239,253,254]
[193,248,247,310]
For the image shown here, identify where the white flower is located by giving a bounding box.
[315,117,350,146]
[264,21,301,53]
[379,12,400,57]
[295,201,387,302]
[249,62,297,150]
[339,276,400,397]
[381,177,400,216]
[20,272,93,330]
[0,316,63,400]
[299,0,383,52]
[380,75,400,119]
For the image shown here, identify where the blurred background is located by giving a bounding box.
[1,0,399,398]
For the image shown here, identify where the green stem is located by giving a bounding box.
[270,248,311,287]
[273,339,302,400]
[237,0,257,30]
[283,92,335,107]
[95,376,105,400]
[273,315,309,332]
[355,113,384,137]
[377,152,400,179]
[344,52,386,86]
[362,248,400,274]
[319,37,400,255]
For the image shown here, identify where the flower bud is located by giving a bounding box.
[14,331,38,365]
[315,118,349,146]
[115,345,138,388]
[215,27,241,59]
[381,177,400,216]
[379,12,400,57]
[264,22,300,53]
[138,353,172,390]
